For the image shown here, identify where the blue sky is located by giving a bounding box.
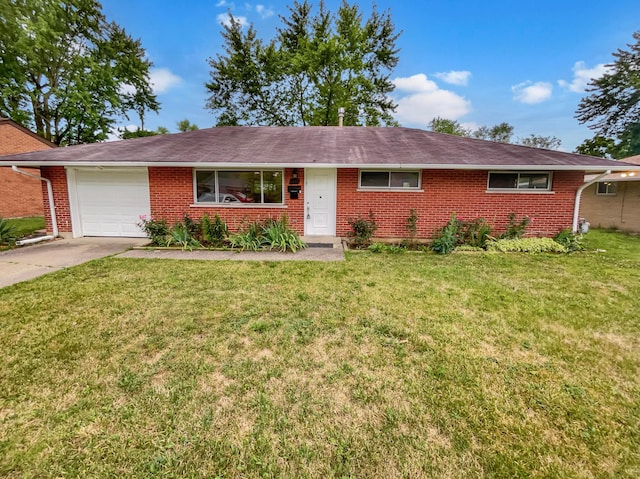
[102,0,640,151]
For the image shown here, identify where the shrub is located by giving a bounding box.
[137,216,170,246]
[0,217,16,246]
[554,229,585,252]
[461,218,492,248]
[182,214,200,238]
[405,208,418,247]
[347,211,377,248]
[166,223,202,251]
[501,213,530,239]
[486,238,567,253]
[261,216,306,252]
[229,216,306,252]
[201,213,228,247]
[430,214,463,254]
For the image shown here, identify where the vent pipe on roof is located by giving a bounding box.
[338,107,344,127]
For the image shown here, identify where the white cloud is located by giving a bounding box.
[106,124,138,142]
[256,4,274,19]
[558,61,611,93]
[216,0,230,6]
[512,81,553,104]
[434,70,471,86]
[393,73,472,125]
[149,68,182,94]
[216,12,248,27]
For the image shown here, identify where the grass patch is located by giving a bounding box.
[0,230,639,477]
[5,216,45,237]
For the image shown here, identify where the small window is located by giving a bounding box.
[596,181,617,196]
[195,170,284,204]
[488,172,551,191]
[359,170,420,189]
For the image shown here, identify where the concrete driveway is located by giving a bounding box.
[0,237,149,289]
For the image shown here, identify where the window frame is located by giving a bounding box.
[596,181,617,196]
[486,171,553,192]
[358,169,422,191]
[193,169,285,206]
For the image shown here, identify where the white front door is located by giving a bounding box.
[305,168,337,236]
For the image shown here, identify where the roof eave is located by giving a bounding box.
[0,160,637,172]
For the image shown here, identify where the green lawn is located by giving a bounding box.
[5,216,45,237]
[1,230,639,478]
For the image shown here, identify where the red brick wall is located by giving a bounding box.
[41,166,71,235]
[336,169,583,238]
[40,166,584,239]
[0,122,53,218]
[148,167,305,233]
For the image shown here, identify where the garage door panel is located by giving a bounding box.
[75,169,150,237]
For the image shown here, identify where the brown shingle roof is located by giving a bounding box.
[0,126,636,171]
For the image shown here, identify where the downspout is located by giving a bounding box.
[572,169,611,233]
[11,165,58,241]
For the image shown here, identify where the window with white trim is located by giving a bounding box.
[359,170,421,189]
[596,181,617,196]
[195,170,284,204]
[487,172,551,190]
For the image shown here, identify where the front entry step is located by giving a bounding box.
[301,236,342,249]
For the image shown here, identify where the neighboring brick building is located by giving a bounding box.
[1,127,638,239]
[0,117,54,218]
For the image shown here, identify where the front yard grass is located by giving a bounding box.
[0,230,638,478]
[5,216,45,237]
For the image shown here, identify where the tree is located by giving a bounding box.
[472,122,514,143]
[576,30,640,157]
[428,117,470,136]
[575,135,616,158]
[177,119,199,132]
[206,0,400,126]
[0,0,159,145]
[519,134,561,150]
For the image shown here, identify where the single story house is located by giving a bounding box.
[0,117,54,218]
[0,126,638,240]
[580,154,640,233]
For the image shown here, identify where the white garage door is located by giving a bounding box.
[75,169,150,237]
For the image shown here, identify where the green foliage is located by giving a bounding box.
[368,242,405,254]
[0,217,17,245]
[181,214,200,238]
[0,0,158,145]
[575,135,616,158]
[486,238,567,253]
[473,122,514,143]
[500,213,530,239]
[430,214,463,254]
[576,30,640,157]
[428,117,470,136]
[229,216,306,252]
[347,211,378,248]
[519,134,562,150]
[554,229,585,252]
[4,216,45,238]
[201,213,229,247]
[206,1,400,126]
[461,218,492,248]
[166,223,202,251]
[121,128,158,139]
[137,216,170,246]
[177,119,199,132]
[404,208,418,247]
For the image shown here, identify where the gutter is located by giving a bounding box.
[572,169,611,233]
[11,166,59,241]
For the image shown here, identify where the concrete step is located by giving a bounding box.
[301,236,343,249]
